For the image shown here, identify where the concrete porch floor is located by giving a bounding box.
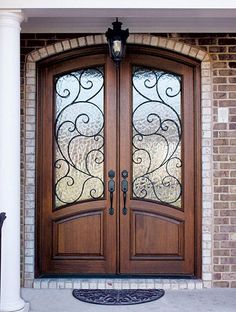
[21,288,236,312]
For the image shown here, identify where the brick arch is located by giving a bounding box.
[23,34,213,289]
[26,34,210,63]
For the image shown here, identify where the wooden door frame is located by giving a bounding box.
[35,44,202,278]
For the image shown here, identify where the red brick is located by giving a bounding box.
[231,281,236,287]
[214,202,229,209]
[220,225,236,232]
[213,139,229,145]
[213,155,229,161]
[221,258,236,264]
[229,62,236,68]
[214,186,228,193]
[218,85,236,91]
[220,210,236,216]
[219,100,236,107]
[213,249,230,256]
[214,233,229,240]
[229,77,236,83]
[219,69,236,76]
[213,273,222,280]
[213,92,227,99]
[219,131,236,137]
[222,273,236,280]
[219,54,236,60]
[219,147,236,154]
[220,179,236,185]
[213,281,229,287]
[214,218,229,224]
[213,62,227,69]
[229,107,236,114]
[199,38,217,45]
[213,171,229,177]
[26,40,46,47]
[220,163,236,169]
[214,225,220,233]
[210,46,227,53]
[213,265,230,272]
[213,77,227,83]
[221,241,236,248]
[219,38,236,45]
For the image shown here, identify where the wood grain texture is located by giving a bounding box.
[36,45,201,277]
[119,52,200,276]
[37,51,117,276]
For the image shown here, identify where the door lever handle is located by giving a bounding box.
[108,170,115,215]
[121,170,128,215]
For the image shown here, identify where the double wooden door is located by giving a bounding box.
[37,47,200,277]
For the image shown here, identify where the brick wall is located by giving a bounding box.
[20,33,236,288]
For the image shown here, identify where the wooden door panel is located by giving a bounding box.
[53,211,104,258]
[119,53,197,275]
[131,211,184,259]
[37,53,117,276]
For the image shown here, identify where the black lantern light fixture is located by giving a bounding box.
[106,18,129,66]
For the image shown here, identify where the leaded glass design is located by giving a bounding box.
[132,66,182,208]
[54,67,104,208]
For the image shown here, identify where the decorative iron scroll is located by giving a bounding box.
[132,66,182,208]
[54,67,105,208]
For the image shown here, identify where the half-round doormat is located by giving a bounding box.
[72,289,165,305]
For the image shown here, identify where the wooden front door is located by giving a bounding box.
[36,46,201,277]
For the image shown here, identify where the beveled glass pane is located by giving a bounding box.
[54,67,104,208]
[132,66,182,208]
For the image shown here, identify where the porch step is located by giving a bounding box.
[32,278,204,290]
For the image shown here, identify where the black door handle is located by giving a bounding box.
[108,170,115,215]
[121,170,128,215]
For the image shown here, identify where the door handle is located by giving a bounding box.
[108,170,115,215]
[121,170,128,215]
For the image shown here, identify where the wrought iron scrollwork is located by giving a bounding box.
[132,66,182,207]
[54,67,105,207]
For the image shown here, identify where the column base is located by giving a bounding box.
[0,302,29,312]
[19,303,30,312]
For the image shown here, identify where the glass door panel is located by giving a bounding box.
[132,66,182,208]
[54,67,105,207]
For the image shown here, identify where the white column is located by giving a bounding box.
[0,10,28,312]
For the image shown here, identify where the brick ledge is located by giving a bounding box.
[32,278,205,290]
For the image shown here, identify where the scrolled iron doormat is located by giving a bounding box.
[72,289,165,305]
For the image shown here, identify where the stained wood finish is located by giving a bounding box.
[37,46,201,277]
[37,53,117,275]
[119,54,197,275]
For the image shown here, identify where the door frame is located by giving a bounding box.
[35,44,202,278]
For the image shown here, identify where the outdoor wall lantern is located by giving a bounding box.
[106,18,129,66]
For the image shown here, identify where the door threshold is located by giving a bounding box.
[31,278,205,290]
